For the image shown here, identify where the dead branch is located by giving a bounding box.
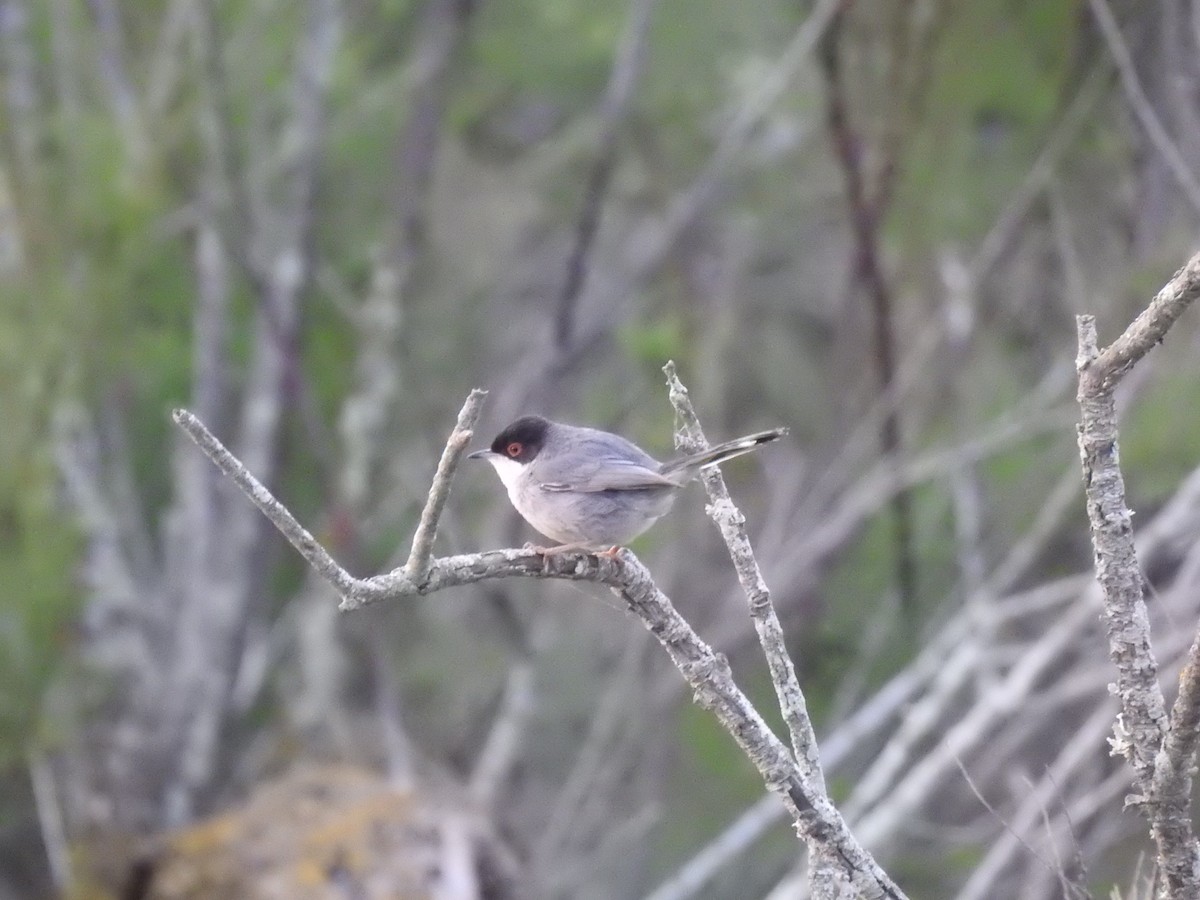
[1075,249,1200,897]
[664,361,819,782]
[174,383,907,899]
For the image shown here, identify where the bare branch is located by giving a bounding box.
[663,361,820,784]
[174,390,907,899]
[1150,624,1200,892]
[172,407,364,600]
[1076,313,1168,790]
[1158,626,1200,811]
[404,388,487,579]
[1075,249,1200,897]
[1079,253,1200,393]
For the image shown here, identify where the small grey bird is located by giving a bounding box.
[469,415,787,553]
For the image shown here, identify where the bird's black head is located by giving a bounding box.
[487,415,551,464]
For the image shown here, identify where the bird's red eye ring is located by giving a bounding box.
[506,441,523,457]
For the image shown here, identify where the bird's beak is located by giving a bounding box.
[467,449,491,460]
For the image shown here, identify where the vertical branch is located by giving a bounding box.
[1075,316,1166,787]
[817,2,916,606]
[552,0,661,358]
[664,362,821,786]
[404,389,487,579]
[1075,251,1200,897]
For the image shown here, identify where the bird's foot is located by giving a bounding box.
[524,541,624,557]
[524,541,580,555]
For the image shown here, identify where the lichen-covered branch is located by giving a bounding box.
[662,361,822,785]
[1075,249,1200,898]
[1075,316,1167,787]
[174,388,906,898]
[1154,628,1200,889]
[1078,254,1200,394]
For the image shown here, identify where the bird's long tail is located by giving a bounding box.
[660,428,788,480]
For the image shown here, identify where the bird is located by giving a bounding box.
[468,415,787,553]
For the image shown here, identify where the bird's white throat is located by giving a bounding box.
[483,454,526,503]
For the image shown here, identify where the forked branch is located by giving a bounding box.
[1075,250,1200,897]
[174,376,905,898]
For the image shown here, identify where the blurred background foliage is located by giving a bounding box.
[2,0,1200,896]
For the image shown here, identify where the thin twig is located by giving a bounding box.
[172,408,365,599]
[663,361,820,784]
[953,756,1059,879]
[405,388,487,578]
[956,702,1116,900]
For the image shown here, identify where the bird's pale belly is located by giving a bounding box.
[511,483,676,548]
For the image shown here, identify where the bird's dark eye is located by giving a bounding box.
[506,441,523,458]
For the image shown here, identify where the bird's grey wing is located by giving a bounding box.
[537,457,680,493]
